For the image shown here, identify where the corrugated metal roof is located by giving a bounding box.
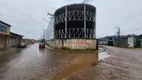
[0,20,11,27]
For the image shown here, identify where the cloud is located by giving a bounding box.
[0,0,142,39]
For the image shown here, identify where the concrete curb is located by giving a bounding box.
[45,45,98,53]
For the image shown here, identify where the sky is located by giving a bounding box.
[0,0,142,39]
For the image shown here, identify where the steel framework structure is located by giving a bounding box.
[54,4,96,39]
[55,28,94,38]
[55,11,96,24]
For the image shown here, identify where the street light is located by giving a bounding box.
[41,29,46,43]
[42,18,49,22]
[47,13,54,16]
[42,29,46,39]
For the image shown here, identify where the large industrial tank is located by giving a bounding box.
[54,4,96,39]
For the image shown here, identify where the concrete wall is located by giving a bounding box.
[128,37,135,48]
[114,38,128,47]
[46,39,97,50]
[8,37,22,47]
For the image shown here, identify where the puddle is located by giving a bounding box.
[98,52,110,60]
[51,48,110,80]
[98,48,110,60]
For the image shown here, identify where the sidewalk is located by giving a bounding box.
[45,45,55,51]
[0,47,21,56]
[45,44,98,53]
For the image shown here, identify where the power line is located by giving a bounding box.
[0,12,43,23]
[122,27,142,33]
[120,27,142,36]
[82,0,94,3]
[82,0,90,3]
[74,0,79,3]
[0,17,44,24]
[12,26,39,36]
[0,11,34,20]
[0,16,41,23]
[128,28,142,34]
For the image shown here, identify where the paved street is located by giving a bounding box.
[0,44,80,80]
[67,46,142,80]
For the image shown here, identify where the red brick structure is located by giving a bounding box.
[0,20,11,49]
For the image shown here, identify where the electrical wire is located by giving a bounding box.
[82,0,90,3]
[12,26,39,36]
[0,12,43,23]
[121,27,142,35]
[0,16,42,23]
[82,0,94,3]
[0,11,34,20]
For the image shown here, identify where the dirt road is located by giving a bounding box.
[67,46,142,80]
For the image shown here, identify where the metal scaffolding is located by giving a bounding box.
[55,28,94,39]
[54,4,96,39]
[55,11,96,24]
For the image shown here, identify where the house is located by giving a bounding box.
[8,32,23,47]
[0,20,11,49]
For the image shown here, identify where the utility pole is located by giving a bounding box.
[115,27,120,37]
[47,13,55,38]
[42,29,46,42]
[65,7,67,38]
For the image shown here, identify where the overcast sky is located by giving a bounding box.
[0,0,142,39]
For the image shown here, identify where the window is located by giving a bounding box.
[0,23,7,32]
[108,37,112,40]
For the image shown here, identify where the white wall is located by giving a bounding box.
[128,37,134,48]
[46,39,97,50]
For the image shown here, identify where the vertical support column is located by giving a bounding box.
[94,22,96,38]
[54,17,56,39]
[84,5,86,38]
[65,7,67,38]
[93,11,96,39]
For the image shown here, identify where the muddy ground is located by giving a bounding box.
[0,44,81,80]
[1,44,142,80]
[67,46,142,80]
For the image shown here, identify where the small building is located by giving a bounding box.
[114,37,128,47]
[99,36,116,46]
[99,35,139,48]
[135,35,142,48]
[8,32,23,47]
[22,39,33,45]
[0,20,11,49]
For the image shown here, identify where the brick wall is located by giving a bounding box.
[0,35,6,49]
[0,26,10,35]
